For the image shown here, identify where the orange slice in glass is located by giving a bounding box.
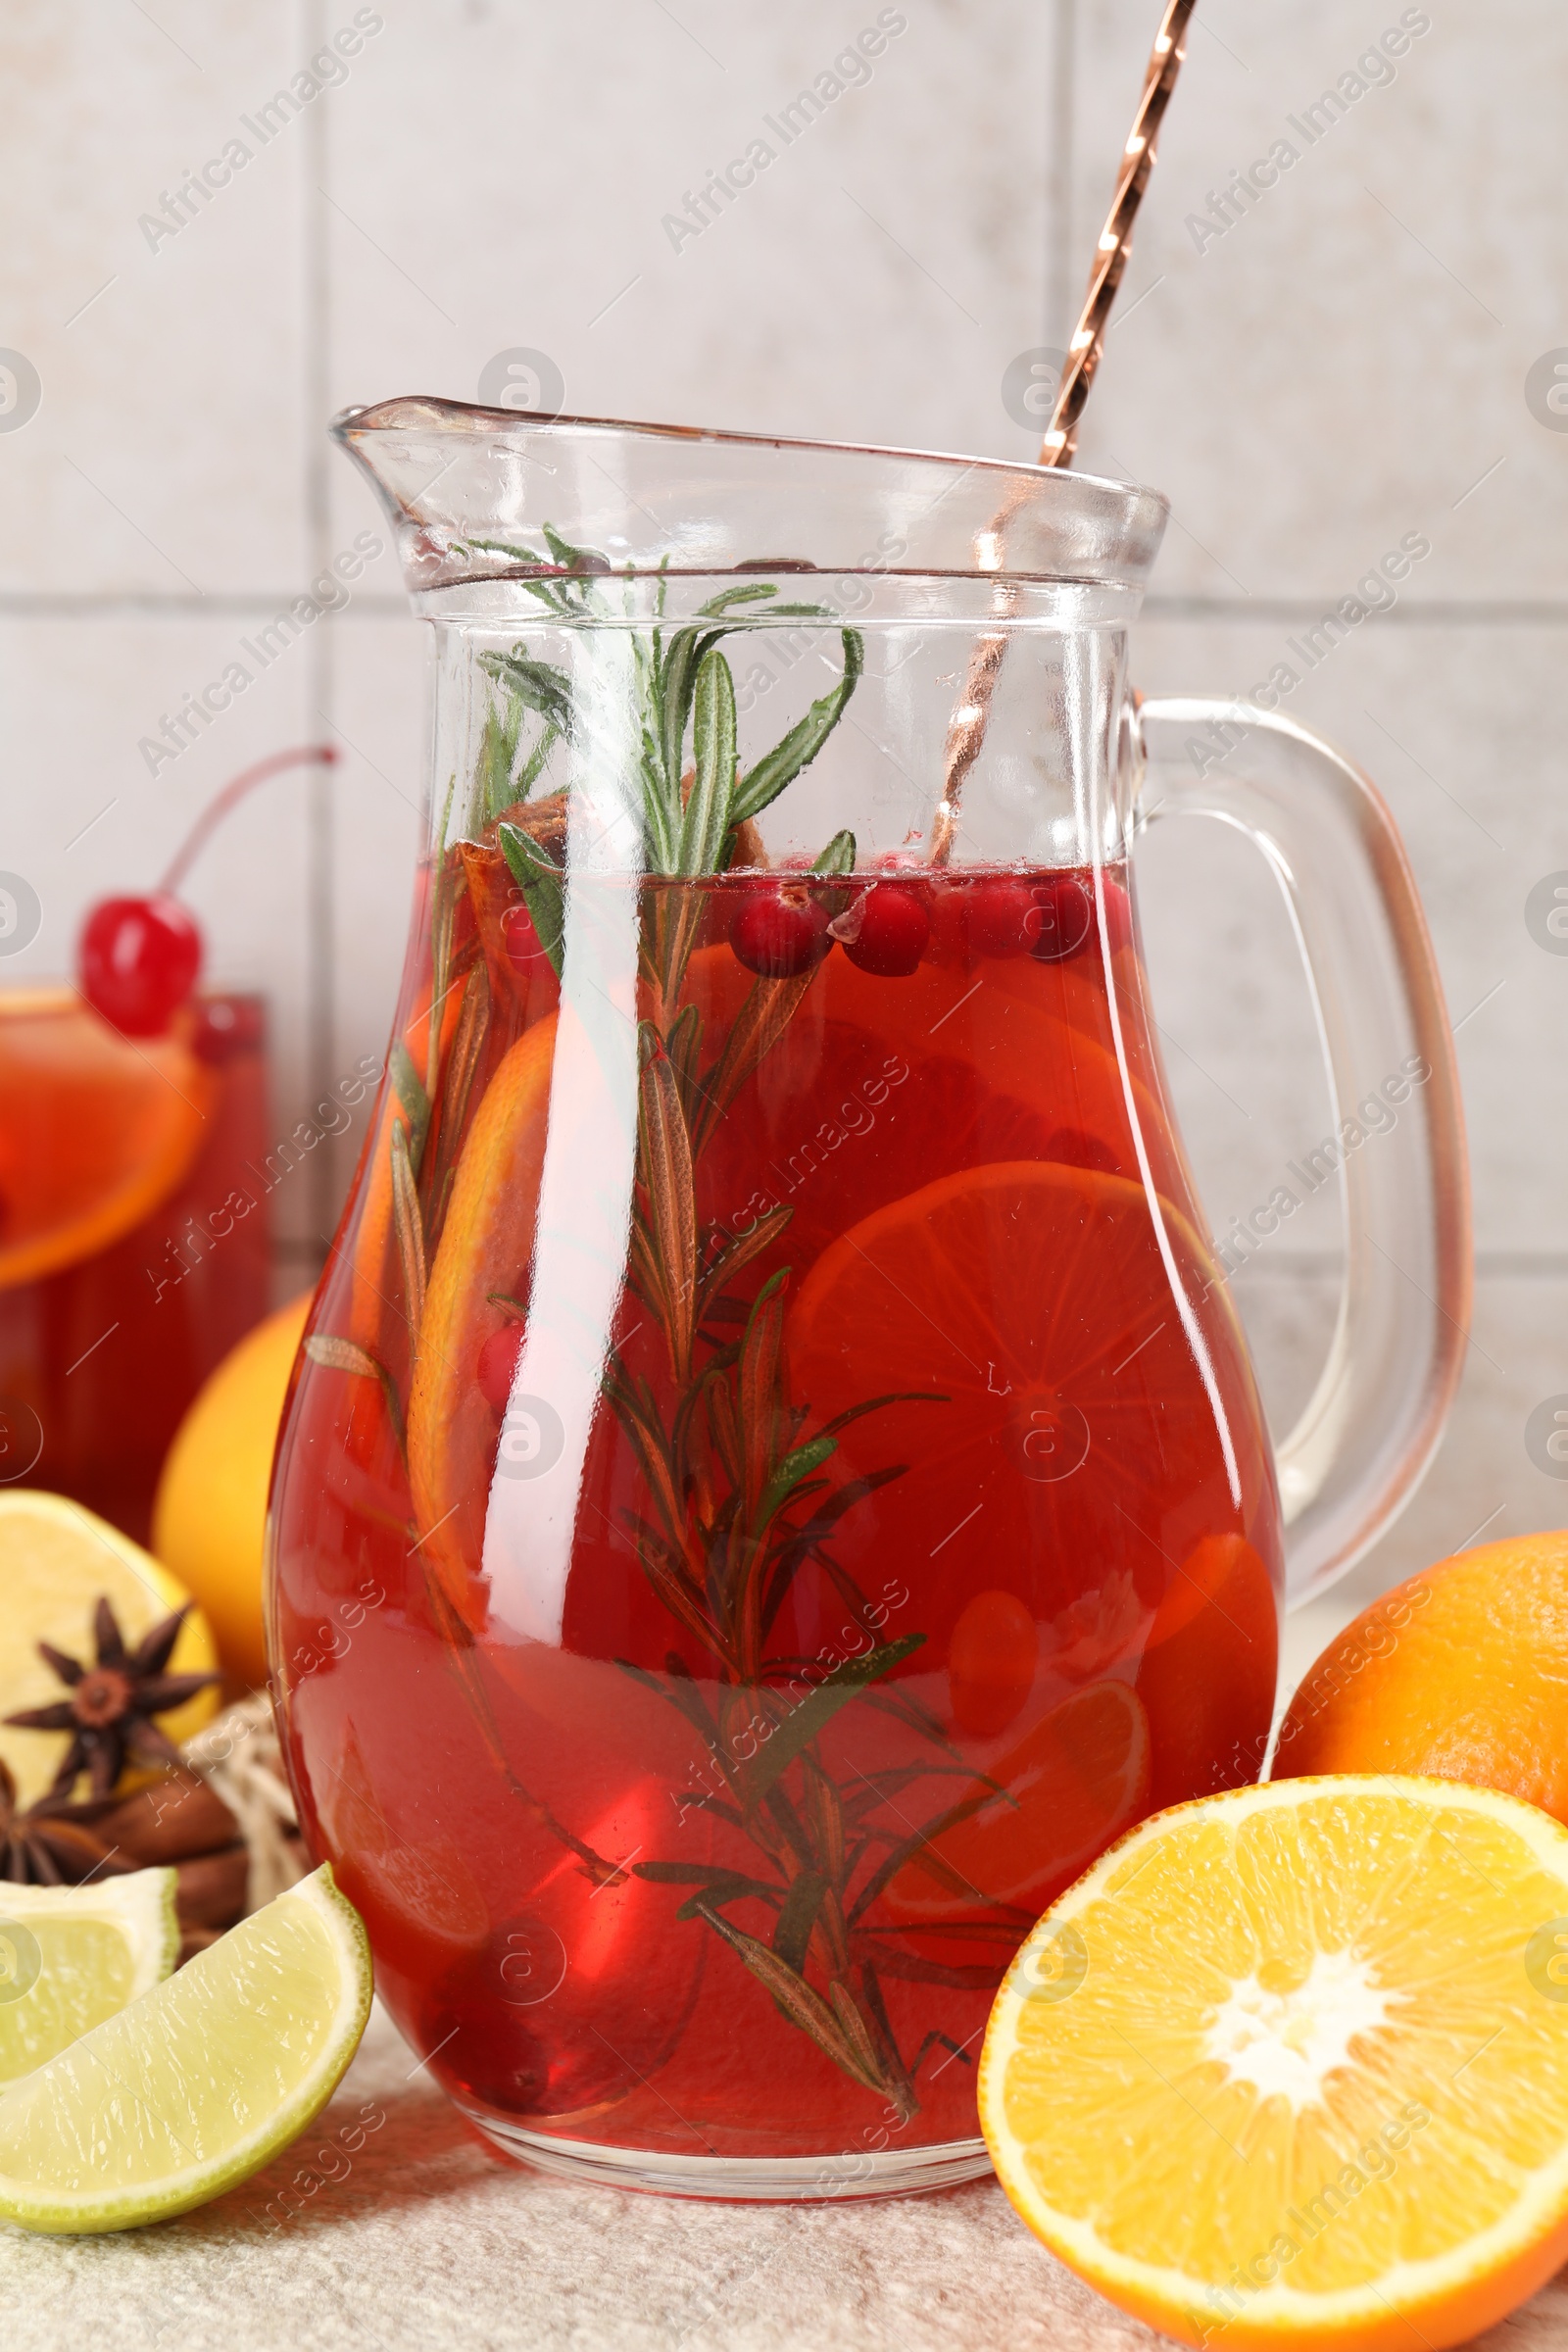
[346,964,474,1348]
[786,1161,1267,1643]
[882,1678,1151,1924]
[696,1012,1143,1291]
[400,942,756,1632]
[406,1013,558,1624]
[0,989,211,1291]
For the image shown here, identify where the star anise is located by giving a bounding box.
[4,1597,220,1801]
[0,1758,114,1886]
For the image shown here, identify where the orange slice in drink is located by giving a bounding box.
[697,1016,1130,1287]
[399,941,753,1630]
[0,989,211,1291]
[787,1161,1269,1654]
[406,1013,557,1625]
[346,963,474,1348]
[881,1678,1151,1925]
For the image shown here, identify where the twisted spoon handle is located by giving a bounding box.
[931,0,1196,860]
[1041,0,1197,468]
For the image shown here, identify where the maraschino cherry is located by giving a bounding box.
[77,747,337,1037]
[79,896,202,1038]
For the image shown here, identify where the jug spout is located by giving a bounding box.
[331,397,1168,612]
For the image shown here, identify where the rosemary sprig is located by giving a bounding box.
[388,1124,426,1341]
[472,533,863,905]
[302,1335,406,1458]
[497,820,565,981]
[599,947,973,2110]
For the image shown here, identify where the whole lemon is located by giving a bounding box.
[1274,1533,1568,1824]
[151,1291,312,1690]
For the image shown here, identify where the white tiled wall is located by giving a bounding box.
[4,0,1563,1692]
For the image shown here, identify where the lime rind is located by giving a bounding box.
[0,1867,177,2085]
[0,1862,372,2234]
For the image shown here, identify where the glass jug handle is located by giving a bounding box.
[1131,696,1472,1610]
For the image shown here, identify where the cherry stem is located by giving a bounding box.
[155,745,340,896]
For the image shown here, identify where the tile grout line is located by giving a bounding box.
[0,594,413,617]
[5,594,1568,627]
[304,0,335,1261]
[1137,597,1568,627]
[1230,1250,1568,1280]
[1046,0,1077,351]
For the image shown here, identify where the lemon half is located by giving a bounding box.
[0,1492,219,1806]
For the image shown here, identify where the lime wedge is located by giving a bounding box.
[0,1863,371,2233]
[0,1868,177,2085]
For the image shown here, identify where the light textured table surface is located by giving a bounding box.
[6,2001,1568,2352]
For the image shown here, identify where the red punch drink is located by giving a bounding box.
[0,988,270,1540]
[272,842,1281,2168]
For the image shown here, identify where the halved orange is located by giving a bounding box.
[0,988,211,1290]
[981,1777,1568,2351]
[786,1162,1272,1656]
[882,1678,1150,1924]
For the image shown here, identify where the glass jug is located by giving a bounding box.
[270,402,1469,2198]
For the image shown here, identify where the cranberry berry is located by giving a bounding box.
[79,894,203,1037]
[844,883,930,978]
[966,878,1043,960]
[1023,876,1095,963]
[730,886,832,980]
[1099,877,1135,956]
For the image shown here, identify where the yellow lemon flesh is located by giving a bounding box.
[980,1776,1568,2351]
[0,1493,219,1806]
[152,1290,312,1689]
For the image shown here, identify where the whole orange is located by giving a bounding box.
[1274,1532,1568,1824]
